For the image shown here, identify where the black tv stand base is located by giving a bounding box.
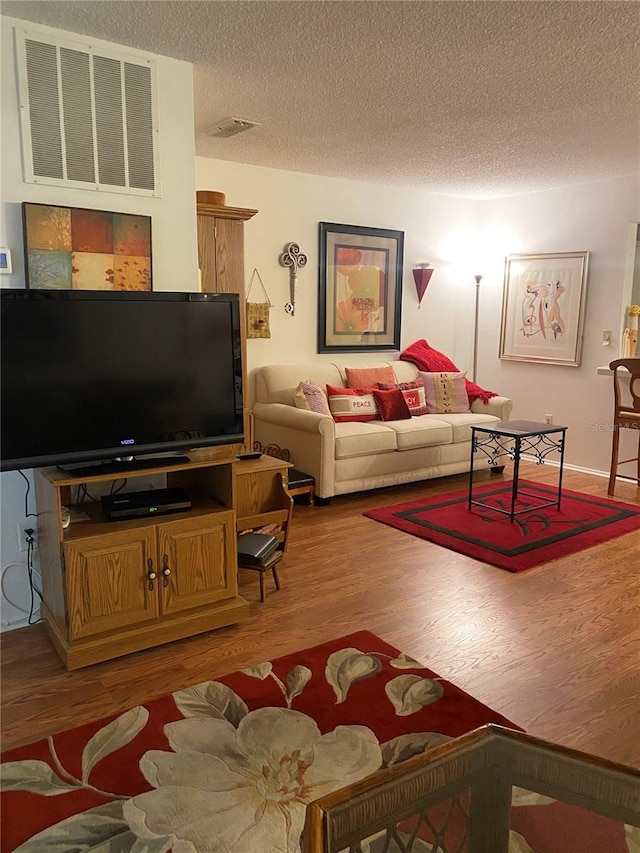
[57,455,191,478]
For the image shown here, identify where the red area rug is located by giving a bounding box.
[0,632,633,852]
[364,480,640,572]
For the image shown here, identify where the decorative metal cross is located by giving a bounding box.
[279,242,308,315]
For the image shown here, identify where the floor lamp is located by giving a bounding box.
[472,274,483,383]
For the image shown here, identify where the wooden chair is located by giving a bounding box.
[607,358,640,495]
[236,472,293,601]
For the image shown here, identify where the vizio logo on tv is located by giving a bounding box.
[120,439,135,445]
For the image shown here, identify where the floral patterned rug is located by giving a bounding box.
[1,631,637,852]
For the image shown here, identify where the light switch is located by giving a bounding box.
[602,330,612,346]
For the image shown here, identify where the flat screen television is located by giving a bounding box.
[1,289,244,474]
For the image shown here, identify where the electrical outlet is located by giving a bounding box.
[17,522,37,553]
[543,414,553,424]
[602,329,612,346]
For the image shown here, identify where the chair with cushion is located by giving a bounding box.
[607,358,640,495]
[236,472,293,601]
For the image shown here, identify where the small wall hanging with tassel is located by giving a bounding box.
[246,268,272,339]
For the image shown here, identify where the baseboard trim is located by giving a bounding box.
[520,455,609,479]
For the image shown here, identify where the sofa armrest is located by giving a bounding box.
[252,402,337,498]
[253,402,333,433]
[470,395,513,421]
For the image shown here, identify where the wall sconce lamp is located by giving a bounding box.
[412,263,434,308]
[472,274,483,383]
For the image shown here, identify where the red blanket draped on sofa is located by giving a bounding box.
[400,339,498,405]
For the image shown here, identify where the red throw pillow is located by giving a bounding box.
[377,378,429,416]
[372,388,411,421]
[326,384,379,422]
[345,365,396,389]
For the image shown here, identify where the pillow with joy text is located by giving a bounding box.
[377,378,429,416]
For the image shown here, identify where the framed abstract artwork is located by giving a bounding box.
[318,222,404,353]
[499,251,590,366]
[22,203,152,291]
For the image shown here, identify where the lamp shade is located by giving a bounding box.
[412,264,434,307]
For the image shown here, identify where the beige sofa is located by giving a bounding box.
[251,361,513,500]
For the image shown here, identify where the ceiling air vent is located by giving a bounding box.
[17,29,159,196]
[211,118,261,138]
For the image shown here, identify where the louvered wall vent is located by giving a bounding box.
[17,29,160,196]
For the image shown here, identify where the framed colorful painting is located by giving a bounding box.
[22,203,152,291]
[318,222,404,353]
[499,251,589,366]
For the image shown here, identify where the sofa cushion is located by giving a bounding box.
[334,421,398,459]
[378,378,429,416]
[372,388,411,421]
[420,371,470,414]
[428,412,500,442]
[345,365,397,389]
[374,416,453,450]
[327,384,379,422]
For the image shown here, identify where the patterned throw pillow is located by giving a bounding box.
[419,371,470,414]
[294,380,331,416]
[326,384,379,422]
[377,378,429,416]
[344,365,397,389]
[372,388,411,421]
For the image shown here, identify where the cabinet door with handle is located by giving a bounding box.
[65,528,159,640]
[157,511,237,616]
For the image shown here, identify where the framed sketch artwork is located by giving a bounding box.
[499,251,590,367]
[318,222,404,353]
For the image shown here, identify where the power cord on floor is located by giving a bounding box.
[0,556,42,626]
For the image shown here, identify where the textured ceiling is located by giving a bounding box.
[3,0,639,199]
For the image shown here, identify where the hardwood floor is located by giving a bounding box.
[2,462,639,771]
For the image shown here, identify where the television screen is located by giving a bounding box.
[1,289,244,472]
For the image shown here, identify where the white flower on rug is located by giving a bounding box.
[123,706,382,853]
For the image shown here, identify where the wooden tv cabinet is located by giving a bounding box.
[33,451,287,670]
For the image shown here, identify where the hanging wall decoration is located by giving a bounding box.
[318,222,404,353]
[246,268,272,338]
[279,242,308,315]
[499,251,589,366]
[22,202,152,290]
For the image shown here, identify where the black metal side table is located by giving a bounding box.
[469,420,568,522]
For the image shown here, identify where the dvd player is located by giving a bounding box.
[102,487,191,521]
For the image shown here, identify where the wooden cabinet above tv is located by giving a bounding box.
[196,195,258,453]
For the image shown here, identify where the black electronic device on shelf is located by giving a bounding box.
[1,290,244,473]
[101,487,192,521]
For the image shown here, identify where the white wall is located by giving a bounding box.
[0,16,199,630]
[196,158,480,371]
[480,176,639,476]
[198,159,638,477]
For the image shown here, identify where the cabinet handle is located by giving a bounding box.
[162,554,171,588]
[147,558,156,591]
